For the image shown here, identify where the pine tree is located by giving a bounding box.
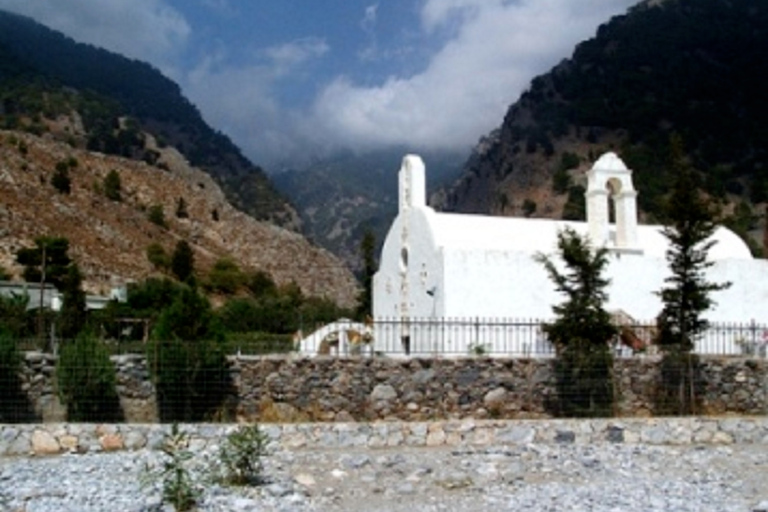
[536,227,616,417]
[103,169,122,201]
[355,230,376,320]
[58,263,87,340]
[654,136,730,414]
[171,240,194,283]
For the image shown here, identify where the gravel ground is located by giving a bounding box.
[1,442,767,512]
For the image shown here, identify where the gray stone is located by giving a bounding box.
[370,384,397,402]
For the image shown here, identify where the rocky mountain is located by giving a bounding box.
[271,148,464,271]
[0,128,358,308]
[0,10,298,229]
[436,0,768,255]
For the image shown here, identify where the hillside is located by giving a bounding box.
[0,128,358,308]
[0,10,298,228]
[272,149,463,271]
[436,0,768,254]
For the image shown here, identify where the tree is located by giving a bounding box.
[146,243,170,272]
[245,270,276,298]
[148,286,231,422]
[148,204,167,228]
[207,257,243,295]
[58,263,87,339]
[171,240,194,283]
[51,161,71,194]
[536,227,617,417]
[15,236,71,288]
[654,136,730,415]
[103,169,122,201]
[56,333,122,422]
[0,329,34,422]
[355,230,376,320]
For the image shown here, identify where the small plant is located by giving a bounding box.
[142,424,201,511]
[217,424,270,486]
[148,204,167,228]
[468,342,489,356]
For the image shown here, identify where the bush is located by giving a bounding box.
[148,204,167,228]
[148,286,233,422]
[217,424,270,486]
[0,330,34,422]
[141,424,201,512]
[206,257,243,295]
[56,334,122,422]
[103,169,122,201]
[146,243,170,272]
[51,161,71,194]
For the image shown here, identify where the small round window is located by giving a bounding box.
[400,247,409,273]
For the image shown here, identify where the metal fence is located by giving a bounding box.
[335,317,768,358]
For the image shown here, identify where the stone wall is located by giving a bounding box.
[2,417,768,457]
[16,352,768,423]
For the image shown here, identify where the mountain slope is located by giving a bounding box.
[272,148,463,271]
[438,0,768,253]
[0,129,358,307]
[0,10,298,228]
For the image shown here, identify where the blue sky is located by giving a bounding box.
[0,0,637,169]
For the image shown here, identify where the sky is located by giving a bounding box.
[0,0,638,170]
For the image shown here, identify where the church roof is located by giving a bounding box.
[427,210,752,260]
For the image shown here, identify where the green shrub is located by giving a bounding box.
[56,334,122,422]
[217,424,270,486]
[148,204,167,228]
[206,257,242,295]
[148,286,233,422]
[103,169,122,201]
[141,424,201,512]
[0,330,34,422]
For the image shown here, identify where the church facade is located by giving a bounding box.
[372,153,767,356]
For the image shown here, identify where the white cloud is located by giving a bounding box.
[263,38,329,74]
[0,0,190,70]
[303,0,637,156]
[181,38,330,166]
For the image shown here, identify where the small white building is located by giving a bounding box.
[372,153,768,356]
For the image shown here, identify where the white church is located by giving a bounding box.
[371,153,768,357]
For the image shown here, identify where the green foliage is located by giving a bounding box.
[536,228,616,417]
[57,263,87,339]
[553,152,579,194]
[0,294,29,338]
[355,230,376,320]
[146,243,170,272]
[141,424,201,512]
[562,185,586,221]
[147,204,167,228]
[148,286,232,422]
[51,160,71,194]
[654,137,730,415]
[655,137,730,352]
[56,333,122,422]
[245,270,277,298]
[127,278,182,318]
[170,240,194,283]
[217,424,270,486]
[103,169,122,201]
[0,329,34,422]
[206,257,243,295]
[15,236,71,288]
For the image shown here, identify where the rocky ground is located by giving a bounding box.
[1,440,767,511]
